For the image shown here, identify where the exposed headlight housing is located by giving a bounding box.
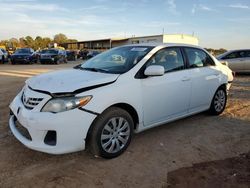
[41,96,92,113]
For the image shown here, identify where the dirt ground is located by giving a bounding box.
[167,152,250,188]
[0,62,249,188]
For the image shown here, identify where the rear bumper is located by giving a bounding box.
[9,93,97,154]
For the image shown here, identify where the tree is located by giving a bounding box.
[24,36,34,48]
[9,38,19,48]
[1,34,77,49]
[42,37,52,49]
[54,33,68,44]
[19,37,26,48]
[0,40,8,46]
[34,36,43,50]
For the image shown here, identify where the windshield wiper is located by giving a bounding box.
[79,67,109,73]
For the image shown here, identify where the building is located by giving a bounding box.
[62,34,199,50]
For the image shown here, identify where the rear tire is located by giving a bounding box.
[209,87,227,115]
[89,107,133,159]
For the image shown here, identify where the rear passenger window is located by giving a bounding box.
[239,51,250,58]
[245,51,250,57]
[146,48,185,73]
[185,48,215,68]
[223,52,240,59]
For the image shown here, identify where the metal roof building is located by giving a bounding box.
[62,34,199,50]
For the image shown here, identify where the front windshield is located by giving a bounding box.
[216,51,229,59]
[80,46,153,74]
[41,49,58,54]
[15,49,30,54]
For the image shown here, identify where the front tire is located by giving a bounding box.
[209,87,227,115]
[89,107,133,159]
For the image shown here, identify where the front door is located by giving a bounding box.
[140,47,191,127]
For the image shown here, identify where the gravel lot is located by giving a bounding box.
[0,62,249,188]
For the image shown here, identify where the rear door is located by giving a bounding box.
[183,47,221,113]
[242,50,250,71]
[221,51,245,71]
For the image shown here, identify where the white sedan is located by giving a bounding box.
[9,44,233,158]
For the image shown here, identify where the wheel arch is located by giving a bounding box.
[109,103,139,129]
[218,83,227,91]
[85,102,139,147]
[211,83,227,103]
[209,83,228,115]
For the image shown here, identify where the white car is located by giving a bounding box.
[217,49,250,72]
[9,44,234,158]
[0,48,8,63]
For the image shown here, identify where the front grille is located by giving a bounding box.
[41,55,51,59]
[15,119,32,141]
[22,92,43,110]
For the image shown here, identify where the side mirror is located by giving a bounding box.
[144,65,165,76]
[220,61,228,66]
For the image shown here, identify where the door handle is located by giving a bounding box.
[181,77,190,81]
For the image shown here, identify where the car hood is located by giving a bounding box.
[41,53,58,56]
[12,53,31,57]
[26,69,119,94]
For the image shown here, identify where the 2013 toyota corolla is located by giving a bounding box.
[9,44,234,158]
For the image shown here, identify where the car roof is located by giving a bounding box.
[227,49,250,52]
[17,48,32,50]
[217,49,250,58]
[123,43,202,49]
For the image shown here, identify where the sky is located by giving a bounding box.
[0,0,250,49]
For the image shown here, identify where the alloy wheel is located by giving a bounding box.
[214,90,226,112]
[101,117,130,154]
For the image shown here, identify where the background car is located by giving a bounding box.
[78,49,89,60]
[33,50,43,62]
[86,50,100,59]
[40,49,67,64]
[0,48,8,63]
[10,48,37,64]
[217,49,250,72]
[66,50,77,61]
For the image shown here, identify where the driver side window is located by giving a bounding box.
[223,52,239,59]
[146,48,185,73]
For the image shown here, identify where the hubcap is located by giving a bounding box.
[101,117,130,153]
[214,90,226,112]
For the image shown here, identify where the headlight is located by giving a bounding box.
[42,96,92,113]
